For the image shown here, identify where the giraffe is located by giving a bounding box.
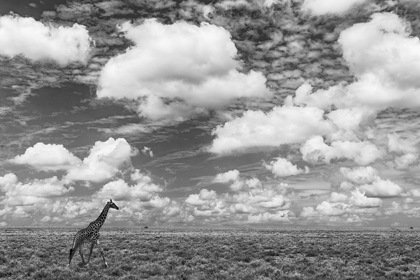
[68,199,119,267]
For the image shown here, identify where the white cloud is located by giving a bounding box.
[130,169,153,184]
[340,166,378,185]
[245,178,262,189]
[359,179,404,198]
[300,206,318,218]
[394,153,418,170]
[185,189,218,206]
[0,173,18,187]
[228,185,291,210]
[349,188,383,208]
[210,106,336,154]
[213,170,240,183]
[0,15,91,66]
[293,83,351,111]
[65,138,138,183]
[247,210,291,223]
[230,203,256,214]
[182,179,292,223]
[137,196,171,209]
[327,108,377,132]
[230,178,263,192]
[264,157,308,177]
[95,177,162,201]
[184,189,226,219]
[97,19,270,121]
[384,201,403,215]
[328,192,348,203]
[294,12,420,141]
[10,142,82,171]
[213,170,263,192]
[338,13,420,109]
[388,133,418,154]
[301,136,384,165]
[301,0,368,16]
[8,138,137,184]
[0,174,73,206]
[316,201,349,216]
[215,0,250,9]
[141,146,154,158]
[215,0,281,10]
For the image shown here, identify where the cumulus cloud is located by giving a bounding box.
[213,170,263,191]
[185,189,226,217]
[0,173,18,187]
[141,146,154,158]
[0,15,91,66]
[215,0,250,9]
[293,83,350,111]
[209,14,420,157]
[338,13,420,109]
[185,189,218,206]
[95,177,162,201]
[301,136,384,165]
[326,108,377,132]
[316,201,349,216]
[359,179,404,198]
[340,166,378,184]
[215,0,281,9]
[210,106,335,154]
[293,12,420,141]
[10,143,82,171]
[230,203,256,214]
[264,157,308,177]
[301,0,368,16]
[97,19,270,121]
[303,189,382,222]
[394,153,418,170]
[65,138,138,183]
[182,177,292,223]
[8,138,137,183]
[349,188,383,208]
[213,170,240,183]
[388,133,418,154]
[328,192,348,203]
[133,196,171,210]
[0,174,73,206]
[227,183,291,210]
[247,210,291,223]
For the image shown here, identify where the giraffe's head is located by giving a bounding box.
[109,199,119,210]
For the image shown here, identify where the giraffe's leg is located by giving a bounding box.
[87,242,95,264]
[96,240,108,267]
[79,244,86,265]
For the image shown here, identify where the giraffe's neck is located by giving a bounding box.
[91,203,111,230]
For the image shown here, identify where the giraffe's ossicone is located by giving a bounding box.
[68,199,119,267]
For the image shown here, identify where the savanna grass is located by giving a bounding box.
[1,227,420,279]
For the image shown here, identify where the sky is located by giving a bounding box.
[1,0,420,228]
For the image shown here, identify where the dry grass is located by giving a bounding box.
[1,227,420,279]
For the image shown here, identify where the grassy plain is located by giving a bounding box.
[1,227,420,279]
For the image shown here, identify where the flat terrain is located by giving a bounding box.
[1,227,420,279]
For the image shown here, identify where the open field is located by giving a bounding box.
[1,227,420,279]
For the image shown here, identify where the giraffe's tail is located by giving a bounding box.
[69,248,74,262]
